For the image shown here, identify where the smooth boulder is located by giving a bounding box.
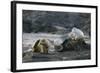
[68,27,84,40]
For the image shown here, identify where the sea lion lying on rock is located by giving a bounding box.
[32,39,49,54]
[32,39,63,54]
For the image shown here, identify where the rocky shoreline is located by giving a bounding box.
[23,50,90,63]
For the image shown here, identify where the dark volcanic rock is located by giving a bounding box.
[23,10,91,35]
[61,39,90,51]
[23,50,90,63]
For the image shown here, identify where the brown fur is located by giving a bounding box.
[32,39,48,53]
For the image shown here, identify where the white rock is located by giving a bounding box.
[45,39,56,53]
[68,27,84,39]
